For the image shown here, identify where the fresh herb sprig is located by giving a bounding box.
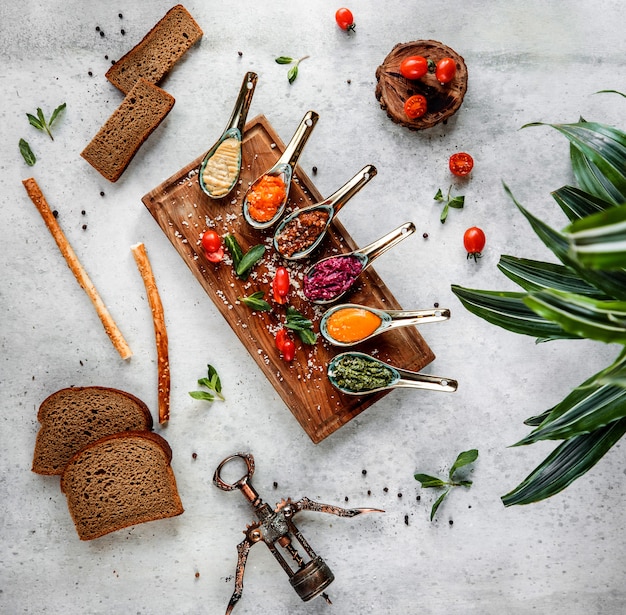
[434,185,465,223]
[19,138,36,166]
[26,103,66,141]
[275,55,310,84]
[285,306,317,344]
[414,449,478,520]
[224,234,266,280]
[189,364,225,403]
[239,291,272,312]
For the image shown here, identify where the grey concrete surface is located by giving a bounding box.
[1,1,625,614]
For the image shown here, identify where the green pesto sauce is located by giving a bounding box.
[332,355,395,392]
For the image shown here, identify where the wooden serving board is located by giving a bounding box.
[142,115,435,443]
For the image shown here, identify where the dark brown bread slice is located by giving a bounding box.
[60,431,184,540]
[32,386,153,475]
[105,4,203,94]
[81,78,175,182]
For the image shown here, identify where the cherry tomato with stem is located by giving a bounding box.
[464,227,486,262]
[435,57,456,84]
[272,266,290,304]
[400,56,428,80]
[335,8,355,32]
[201,230,224,263]
[449,152,474,177]
[404,94,428,119]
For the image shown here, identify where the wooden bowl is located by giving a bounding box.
[375,40,468,130]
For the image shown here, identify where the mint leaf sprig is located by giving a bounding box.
[239,291,272,312]
[19,138,36,166]
[414,449,478,520]
[275,55,310,84]
[224,234,266,280]
[189,364,225,403]
[434,185,465,223]
[285,306,317,344]
[27,103,66,141]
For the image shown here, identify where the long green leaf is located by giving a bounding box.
[523,288,626,344]
[567,203,626,269]
[451,285,579,341]
[551,185,614,222]
[501,417,626,506]
[498,255,606,298]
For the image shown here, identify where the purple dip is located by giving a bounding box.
[303,254,363,302]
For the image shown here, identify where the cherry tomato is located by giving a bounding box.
[435,58,456,84]
[399,56,428,80]
[201,230,224,262]
[272,266,290,304]
[404,94,428,119]
[281,338,296,362]
[275,328,288,351]
[449,152,474,177]
[464,227,486,262]
[335,8,355,31]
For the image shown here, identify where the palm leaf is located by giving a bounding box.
[450,285,579,341]
[523,288,626,344]
[551,185,614,221]
[501,417,626,506]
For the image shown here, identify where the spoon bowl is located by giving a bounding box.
[243,110,319,230]
[273,164,377,260]
[327,351,458,395]
[320,303,451,346]
[198,72,257,200]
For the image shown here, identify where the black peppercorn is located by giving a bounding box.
[118,13,123,19]
[423,232,428,239]
[53,210,59,218]
[100,191,105,197]
[404,515,409,525]
[82,224,87,230]
[361,469,367,476]
[273,481,278,489]
[99,31,105,37]
[312,166,317,174]
[88,71,93,77]
[121,29,125,35]
[81,210,86,215]
[95,26,100,32]
[192,452,197,460]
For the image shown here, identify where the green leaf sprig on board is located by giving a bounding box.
[414,449,478,520]
[224,234,266,280]
[452,91,626,506]
[189,364,225,403]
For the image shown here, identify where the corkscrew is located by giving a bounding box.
[213,452,384,613]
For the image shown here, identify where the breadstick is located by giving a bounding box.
[131,242,170,424]
[22,178,132,360]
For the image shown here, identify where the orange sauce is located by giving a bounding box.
[325,307,382,343]
[247,174,286,222]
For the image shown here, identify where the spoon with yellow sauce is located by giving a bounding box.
[320,303,450,346]
[242,110,319,230]
[199,72,258,199]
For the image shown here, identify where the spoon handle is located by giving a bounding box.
[386,307,451,328]
[394,370,458,392]
[276,110,320,168]
[326,165,377,214]
[225,72,258,134]
[361,222,416,264]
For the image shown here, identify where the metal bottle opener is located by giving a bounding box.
[213,452,384,613]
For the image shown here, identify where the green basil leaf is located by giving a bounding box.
[26,113,44,130]
[189,390,215,401]
[414,473,447,488]
[19,138,36,166]
[449,449,478,479]
[440,202,449,223]
[36,107,46,125]
[208,364,222,394]
[287,65,298,84]
[224,234,243,268]
[240,291,272,312]
[434,188,444,201]
[448,196,465,209]
[275,56,294,64]
[49,102,66,126]
[430,489,450,521]
[296,327,317,345]
[236,244,266,278]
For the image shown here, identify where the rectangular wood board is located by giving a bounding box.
[142,114,435,443]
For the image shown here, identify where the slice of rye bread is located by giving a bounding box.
[105,4,203,94]
[60,431,184,541]
[81,78,175,182]
[32,386,153,475]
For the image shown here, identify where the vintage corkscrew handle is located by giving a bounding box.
[213,452,256,492]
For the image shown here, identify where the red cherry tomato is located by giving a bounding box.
[275,328,288,351]
[400,56,428,80]
[201,230,224,262]
[404,94,428,119]
[464,227,486,262]
[272,266,290,304]
[281,338,296,362]
[435,58,456,84]
[335,7,355,31]
[449,152,474,177]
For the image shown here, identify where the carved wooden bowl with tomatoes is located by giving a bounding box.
[375,40,468,130]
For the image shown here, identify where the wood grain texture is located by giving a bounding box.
[375,40,468,130]
[142,115,435,443]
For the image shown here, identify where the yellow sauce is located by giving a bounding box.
[325,307,382,343]
[201,136,241,197]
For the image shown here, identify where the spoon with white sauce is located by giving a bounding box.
[327,351,458,395]
[320,303,451,347]
[242,110,319,230]
[303,222,416,305]
[198,71,258,199]
[273,164,377,260]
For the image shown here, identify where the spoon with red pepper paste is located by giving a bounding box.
[273,164,377,260]
[243,110,319,230]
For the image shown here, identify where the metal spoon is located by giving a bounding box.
[320,303,451,347]
[242,110,320,230]
[303,221,416,305]
[198,71,258,199]
[327,351,458,395]
[273,164,377,260]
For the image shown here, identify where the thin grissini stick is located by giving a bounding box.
[22,177,133,360]
[131,242,170,424]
